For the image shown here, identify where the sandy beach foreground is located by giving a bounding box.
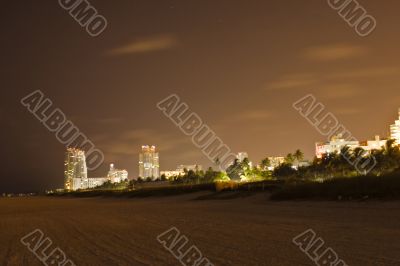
[0,193,399,266]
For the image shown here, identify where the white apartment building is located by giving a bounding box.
[107,163,128,183]
[160,170,184,179]
[69,177,108,191]
[316,135,360,158]
[316,135,387,158]
[267,157,285,170]
[161,165,203,180]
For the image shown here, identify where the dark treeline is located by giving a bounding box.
[92,140,400,190]
[159,140,400,184]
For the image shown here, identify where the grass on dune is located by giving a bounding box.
[49,175,400,201]
[49,183,216,198]
[271,174,400,200]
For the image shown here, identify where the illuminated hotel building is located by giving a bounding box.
[71,177,107,190]
[107,163,128,183]
[267,157,285,170]
[139,145,159,179]
[316,135,387,158]
[315,108,400,157]
[359,135,387,151]
[390,108,400,144]
[161,164,203,180]
[64,148,88,190]
[316,135,359,158]
[64,148,109,191]
[160,170,184,179]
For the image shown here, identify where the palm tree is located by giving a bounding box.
[293,149,304,162]
[350,146,369,176]
[284,153,295,165]
[321,152,337,178]
[260,157,271,170]
[242,158,250,169]
[353,147,366,159]
[226,159,242,180]
[339,146,354,176]
[381,139,400,174]
[293,149,304,168]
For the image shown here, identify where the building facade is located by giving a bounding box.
[316,135,360,158]
[160,170,184,179]
[107,163,128,183]
[64,148,108,191]
[160,164,203,180]
[64,148,88,190]
[139,145,159,179]
[267,157,285,170]
[71,177,108,190]
[390,108,400,144]
[316,135,387,158]
[316,108,398,158]
[359,135,388,151]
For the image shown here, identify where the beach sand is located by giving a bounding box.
[0,193,399,265]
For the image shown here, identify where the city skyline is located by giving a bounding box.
[3,0,400,192]
[64,106,400,183]
[10,104,400,192]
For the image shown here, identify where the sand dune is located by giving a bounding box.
[0,193,399,265]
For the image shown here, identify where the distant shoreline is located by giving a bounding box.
[46,174,400,201]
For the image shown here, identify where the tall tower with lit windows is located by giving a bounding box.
[390,109,400,144]
[64,148,87,190]
[139,145,159,179]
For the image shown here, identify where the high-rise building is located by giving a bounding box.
[64,148,87,190]
[390,108,400,144]
[139,145,159,179]
[64,148,108,191]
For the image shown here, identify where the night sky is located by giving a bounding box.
[2,0,400,192]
